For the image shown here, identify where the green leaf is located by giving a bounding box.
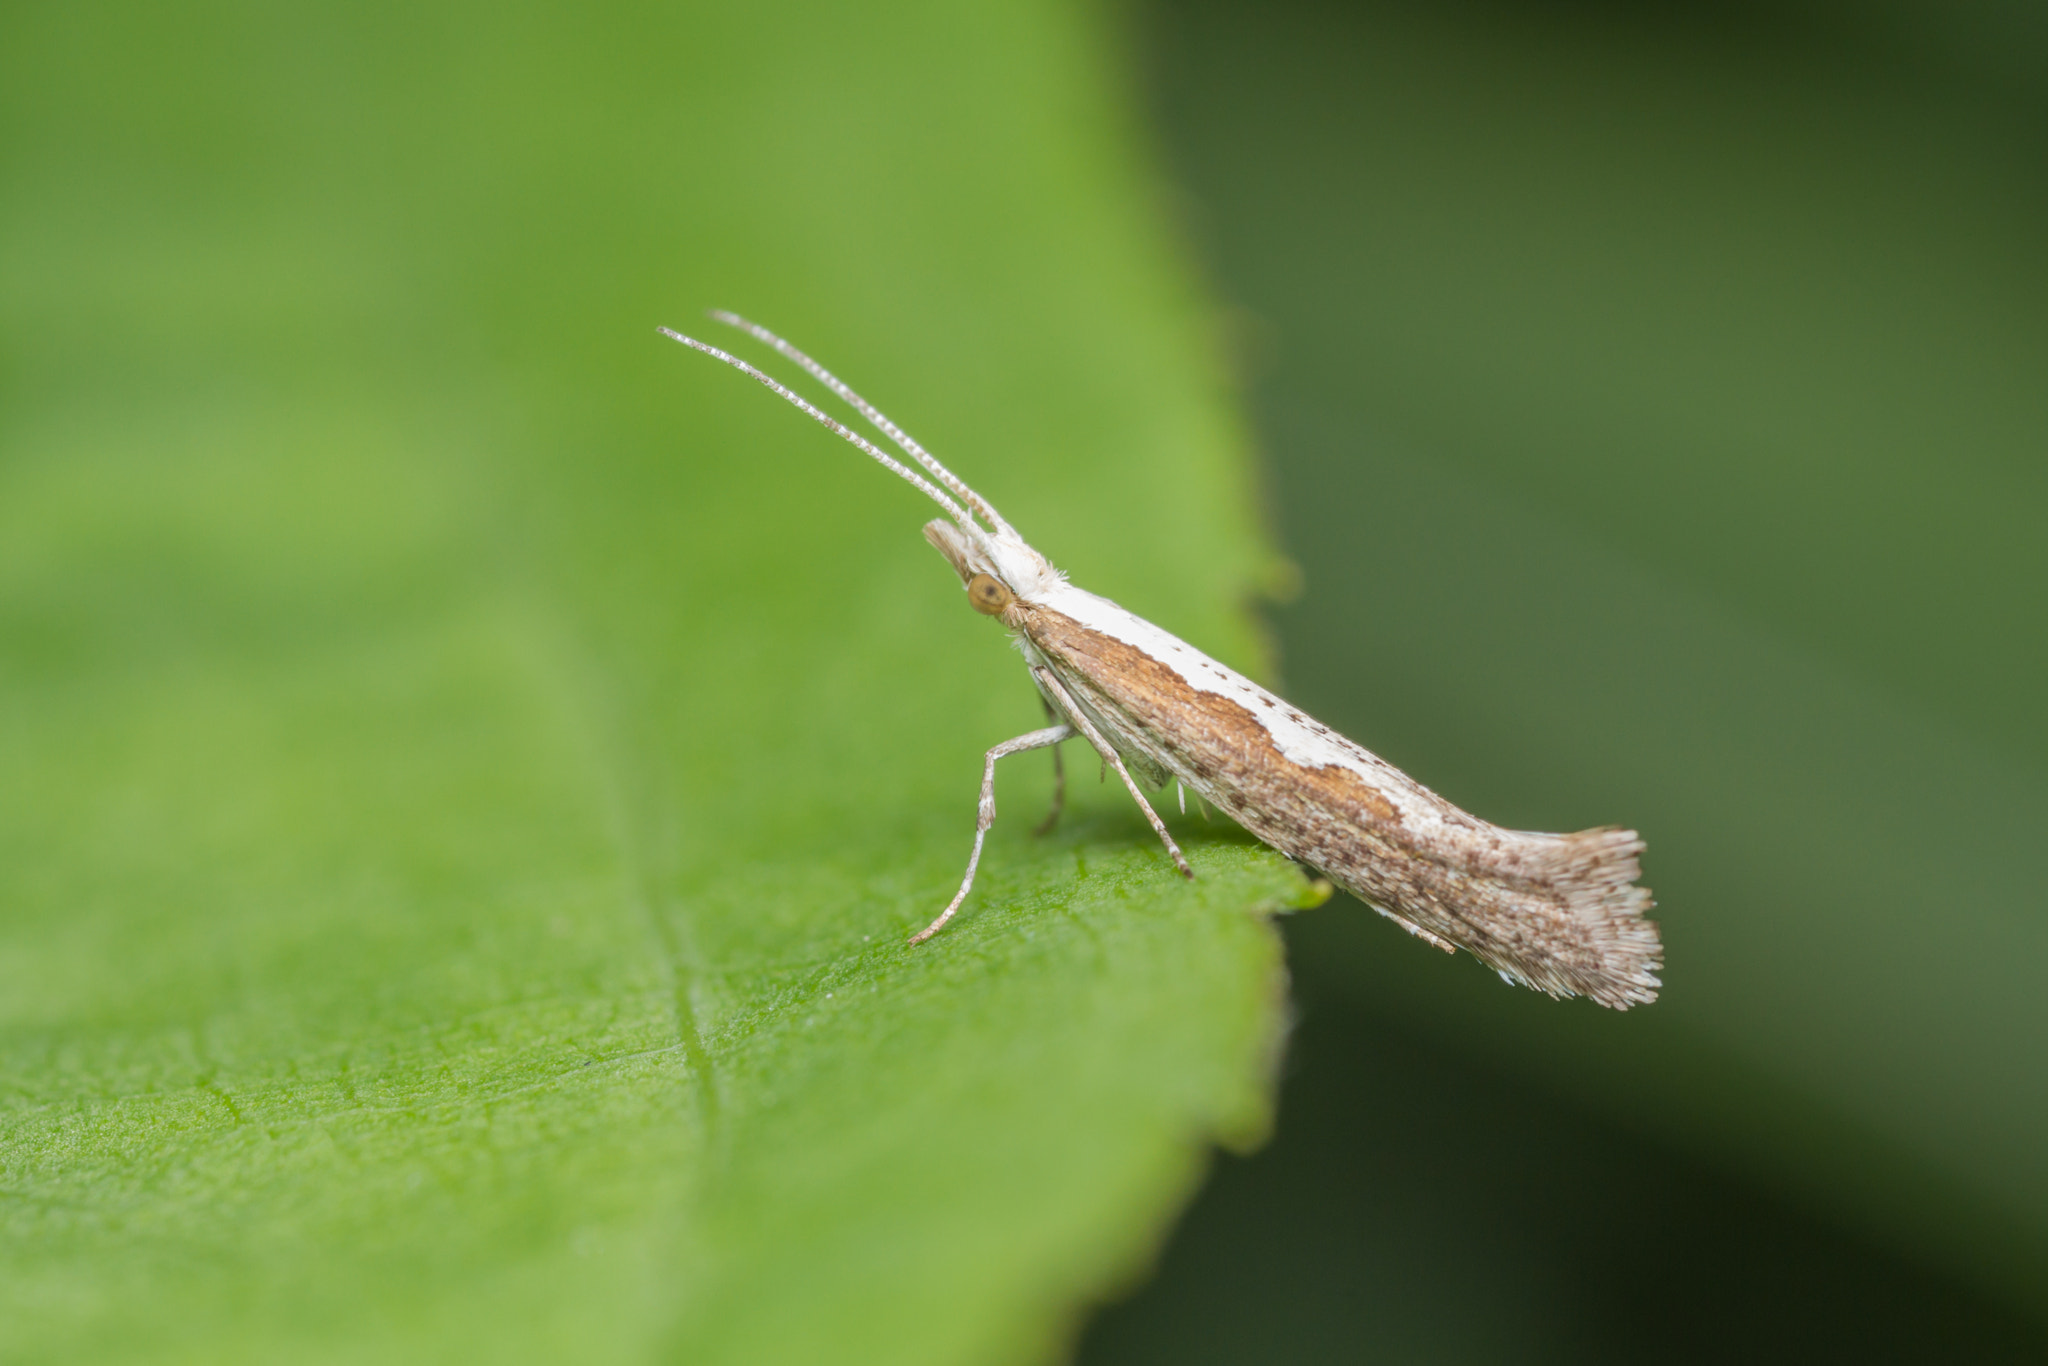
[0,1,1317,1360]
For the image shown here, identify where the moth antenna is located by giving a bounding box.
[660,328,977,528]
[707,310,1017,537]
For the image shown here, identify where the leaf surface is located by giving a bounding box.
[0,2,1314,1360]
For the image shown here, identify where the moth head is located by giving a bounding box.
[923,518,1059,617]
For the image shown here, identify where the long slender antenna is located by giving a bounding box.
[707,310,1016,537]
[659,328,976,528]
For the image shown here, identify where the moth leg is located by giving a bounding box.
[1032,696,1066,837]
[909,723,1074,946]
[1031,667,1194,881]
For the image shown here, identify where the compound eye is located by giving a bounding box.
[966,572,1014,616]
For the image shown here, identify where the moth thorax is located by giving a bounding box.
[966,573,1014,616]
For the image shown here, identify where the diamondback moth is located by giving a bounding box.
[663,313,1661,1009]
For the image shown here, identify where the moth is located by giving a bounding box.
[663,313,1661,1009]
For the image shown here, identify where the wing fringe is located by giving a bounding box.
[1493,826,1661,1010]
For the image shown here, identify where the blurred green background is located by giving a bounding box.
[4,0,2046,1361]
[1089,0,2048,1360]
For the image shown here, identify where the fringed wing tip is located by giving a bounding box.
[1549,825,1661,1010]
[1472,826,1661,1010]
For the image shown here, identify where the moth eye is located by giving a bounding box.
[966,572,1013,616]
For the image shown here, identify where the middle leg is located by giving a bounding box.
[1031,695,1066,837]
[1031,666,1192,880]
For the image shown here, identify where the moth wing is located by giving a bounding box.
[1124,750,1171,789]
[1015,587,1659,1008]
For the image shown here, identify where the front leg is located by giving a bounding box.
[909,723,1074,945]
